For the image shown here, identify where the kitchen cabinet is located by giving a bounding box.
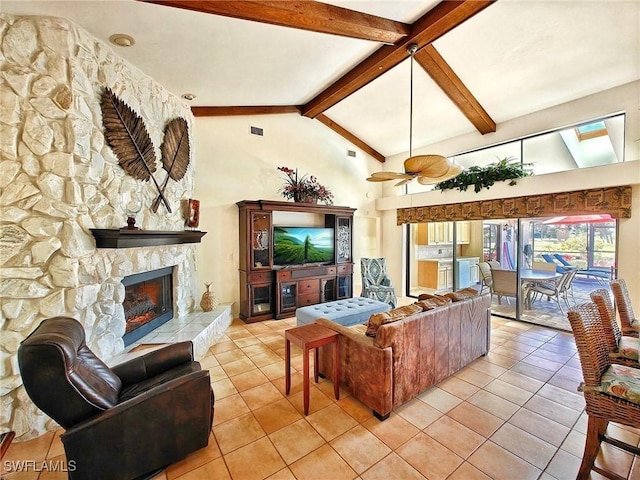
[416,222,469,245]
[455,257,480,289]
[456,222,470,244]
[418,260,453,290]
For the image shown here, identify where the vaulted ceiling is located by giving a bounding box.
[3,1,639,163]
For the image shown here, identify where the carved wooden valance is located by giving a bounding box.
[397,186,632,225]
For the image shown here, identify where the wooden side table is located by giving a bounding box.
[285,323,339,415]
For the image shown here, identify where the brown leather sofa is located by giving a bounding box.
[18,317,214,480]
[317,291,491,419]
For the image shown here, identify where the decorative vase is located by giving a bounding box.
[200,283,218,312]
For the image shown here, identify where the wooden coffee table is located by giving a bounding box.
[285,323,339,415]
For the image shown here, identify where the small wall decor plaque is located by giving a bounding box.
[186,199,200,228]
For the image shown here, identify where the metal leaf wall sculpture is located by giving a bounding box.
[152,117,191,212]
[100,88,171,212]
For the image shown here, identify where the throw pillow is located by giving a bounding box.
[415,299,446,311]
[417,293,453,305]
[444,287,480,302]
[365,304,423,337]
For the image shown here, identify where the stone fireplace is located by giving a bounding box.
[0,14,202,440]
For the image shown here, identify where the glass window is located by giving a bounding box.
[407,113,624,194]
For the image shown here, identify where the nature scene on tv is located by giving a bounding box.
[273,227,334,265]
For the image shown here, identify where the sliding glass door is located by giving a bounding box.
[407,215,618,331]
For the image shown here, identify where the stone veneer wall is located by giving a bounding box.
[0,14,199,439]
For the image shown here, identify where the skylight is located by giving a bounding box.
[575,121,608,141]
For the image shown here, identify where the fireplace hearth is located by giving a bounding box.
[122,266,174,346]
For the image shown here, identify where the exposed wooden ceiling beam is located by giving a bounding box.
[191,105,301,116]
[316,114,385,163]
[302,0,494,119]
[140,1,410,44]
[415,45,496,134]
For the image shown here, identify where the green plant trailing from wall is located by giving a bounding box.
[434,156,533,193]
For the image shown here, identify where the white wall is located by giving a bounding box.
[377,81,640,306]
[192,114,384,315]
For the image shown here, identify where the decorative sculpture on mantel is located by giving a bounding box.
[152,117,191,212]
[101,88,172,212]
[101,88,194,220]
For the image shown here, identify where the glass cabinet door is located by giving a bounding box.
[337,276,351,299]
[251,284,272,316]
[336,217,352,263]
[280,283,297,311]
[251,212,271,269]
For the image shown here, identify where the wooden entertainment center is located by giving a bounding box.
[237,200,355,322]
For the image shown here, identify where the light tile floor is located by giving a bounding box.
[4,315,640,480]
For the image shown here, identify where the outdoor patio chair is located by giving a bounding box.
[532,260,557,272]
[490,269,518,305]
[611,279,639,337]
[488,260,501,271]
[528,269,577,313]
[590,289,639,367]
[566,302,640,480]
[553,253,611,281]
[478,262,493,293]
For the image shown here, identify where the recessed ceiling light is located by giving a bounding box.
[109,34,135,47]
[181,93,196,101]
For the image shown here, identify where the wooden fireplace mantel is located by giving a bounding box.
[90,229,207,248]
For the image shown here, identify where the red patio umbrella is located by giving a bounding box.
[542,214,613,225]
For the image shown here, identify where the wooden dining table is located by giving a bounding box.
[520,268,562,309]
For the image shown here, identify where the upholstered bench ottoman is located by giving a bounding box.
[296,297,390,327]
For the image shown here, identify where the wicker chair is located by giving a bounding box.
[590,289,639,367]
[566,302,640,480]
[610,279,639,337]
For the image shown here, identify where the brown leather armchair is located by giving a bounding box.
[18,316,214,480]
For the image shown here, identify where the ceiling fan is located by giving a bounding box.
[367,155,462,187]
[367,44,462,187]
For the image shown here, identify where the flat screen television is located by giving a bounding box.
[273,226,334,266]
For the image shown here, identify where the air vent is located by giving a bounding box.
[250,126,264,136]
[347,149,356,158]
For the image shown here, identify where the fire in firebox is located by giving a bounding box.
[123,292,158,333]
[121,267,173,346]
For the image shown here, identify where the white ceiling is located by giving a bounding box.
[3,0,639,159]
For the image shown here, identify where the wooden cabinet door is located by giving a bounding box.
[456,221,470,244]
[446,267,453,289]
[437,268,448,289]
[416,224,428,245]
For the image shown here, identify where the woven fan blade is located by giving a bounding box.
[101,88,157,181]
[368,172,412,180]
[417,164,463,185]
[161,117,191,181]
[366,176,390,182]
[395,178,413,187]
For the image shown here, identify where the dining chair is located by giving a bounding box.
[488,260,501,271]
[490,269,518,305]
[532,260,557,272]
[528,269,575,313]
[610,279,639,337]
[590,289,639,367]
[477,262,493,293]
[566,302,640,480]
